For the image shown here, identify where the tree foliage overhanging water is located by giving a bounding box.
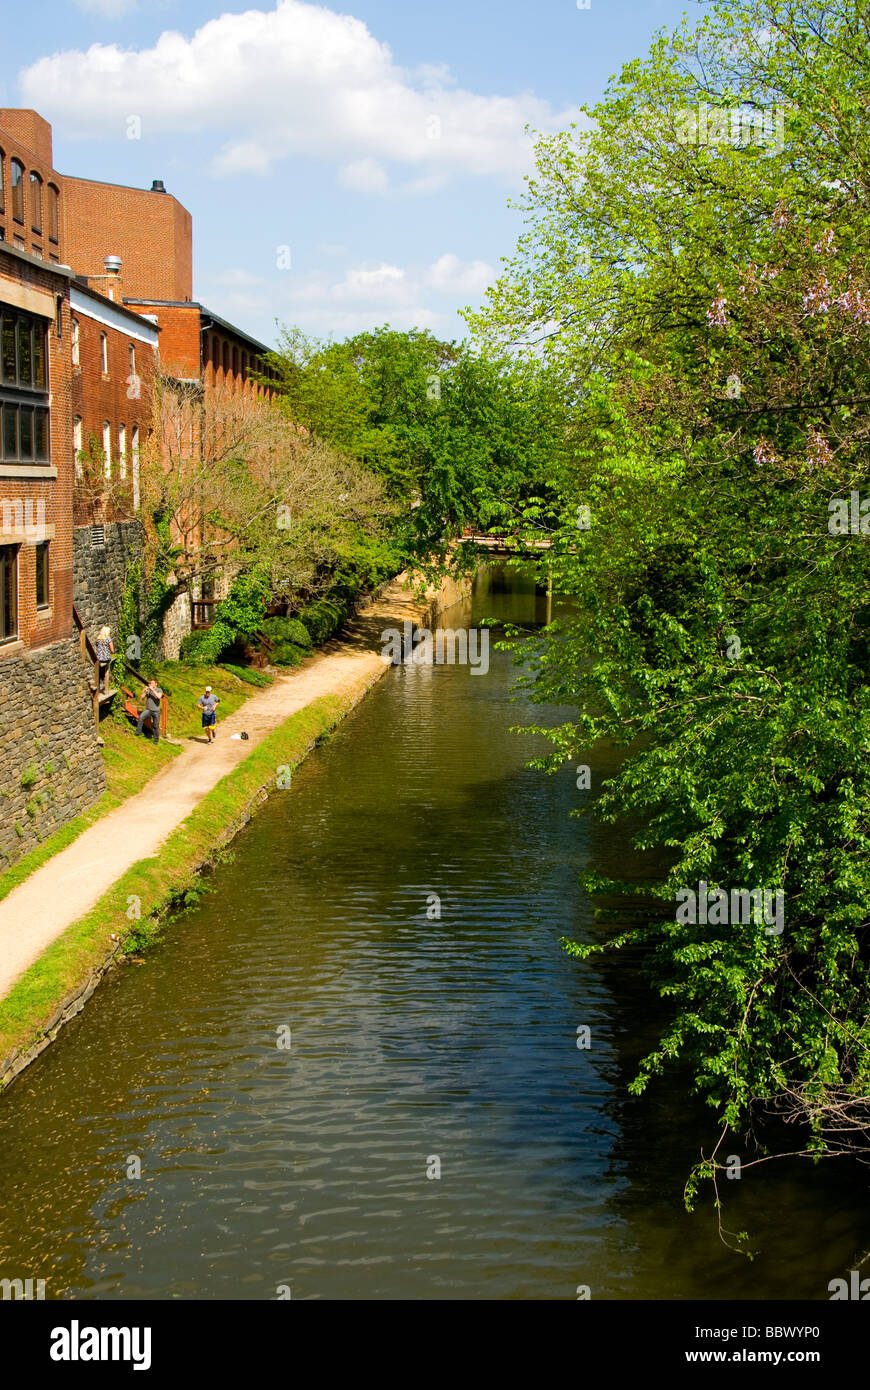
[464,0,870,1221]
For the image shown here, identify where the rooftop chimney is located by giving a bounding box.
[103,254,122,301]
[150,179,166,193]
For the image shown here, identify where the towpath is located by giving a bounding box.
[0,576,439,999]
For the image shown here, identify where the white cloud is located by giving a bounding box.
[211,267,266,287]
[72,0,137,15]
[24,0,580,185]
[277,252,492,337]
[338,157,389,194]
[425,252,494,297]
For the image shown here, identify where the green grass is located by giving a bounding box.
[0,662,263,908]
[218,663,274,688]
[150,661,256,740]
[0,689,362,1076]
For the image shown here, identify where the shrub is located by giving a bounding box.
[218,663,274,687]
[269,640,307,667]
[260,615,313,649]
[296,599,344,645]
[179,621,234,665]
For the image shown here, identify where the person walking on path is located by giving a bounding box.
[136,678,163,744]
[197,685,220,743]
[95,626,115,693]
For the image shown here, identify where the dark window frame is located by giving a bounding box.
[10,159,24,224]
[47,183,59,243]
[35,539,49,609]
[29,171,43,234]
[0,306,51,466]
[0,544,18,643]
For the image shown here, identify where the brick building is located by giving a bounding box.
[62,174,193,304]
[0,109,63,265]
[0,106,282,865]
[70,280,159,523]
[0,241,106,869]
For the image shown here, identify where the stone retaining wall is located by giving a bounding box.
[73,519,145,646]
[0,638,106,869]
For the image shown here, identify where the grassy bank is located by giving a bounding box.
[0,685,362,1082]
[0,662,271,907]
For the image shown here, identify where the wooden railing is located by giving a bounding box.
[191,599,216,629]
[72,604,103,733]
[73,604,168,737]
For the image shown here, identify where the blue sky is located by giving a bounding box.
[3,0,700,348]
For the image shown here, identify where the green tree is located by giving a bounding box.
[470,0,870,1225]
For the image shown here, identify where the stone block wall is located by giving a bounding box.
[73,519,144,648]
[159,586,192,661]
[0,637,106,869]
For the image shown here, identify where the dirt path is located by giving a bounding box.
[0,576,442,1000]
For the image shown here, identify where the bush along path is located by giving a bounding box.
[0,573,464,1086]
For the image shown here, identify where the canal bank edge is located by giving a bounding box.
[0,570,471,1094]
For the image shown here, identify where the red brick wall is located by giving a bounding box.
[127,302,201,379]
[0,248,73,654]
[71,300,158,521]
[62,176,193,302]
[0,112,65,265]
[202,327,276,399]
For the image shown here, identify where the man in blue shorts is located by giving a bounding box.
[197,685,220,743]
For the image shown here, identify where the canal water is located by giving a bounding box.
[0,564,867,1300]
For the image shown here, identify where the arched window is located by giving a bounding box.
[11,160,24,223]
[47,184,59,242]
[128,343,135,376]
[100,332,108,374]
[29,172,42,234]
[71,318,80,367]
[102,420,111,478]
[119,423,127,478]
[73,415,82,478]
[131,425,140,511]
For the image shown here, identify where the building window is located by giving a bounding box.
[102,421,111,477]
[0,545,17,642]
[55,294,62,337]
[71,318,80,366]
[10,160,24,223]
[0,148,5,214]
[48,184,59,242]
[119,423,127,478]
[74,415,82,479]
[30,172,43,234]
[35,540,49,609]
[0,307,50,465]
[129,343,135,376]
[222,341,229,374]
[132,424,140,510]
[100,332,108,374]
